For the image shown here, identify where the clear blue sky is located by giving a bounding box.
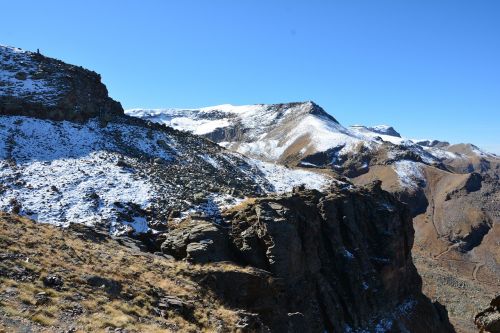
[2,0,499,153]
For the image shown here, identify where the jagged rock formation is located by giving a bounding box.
[475,295,500,333]
[0,45,123,121]
[159,183,454,332]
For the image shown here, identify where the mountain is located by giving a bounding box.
[127,103,490,178]
[126,102,369,166]
[0,45,338,235]
[0,45,122,121]
[0,45,456,332]
[129,102,500,332]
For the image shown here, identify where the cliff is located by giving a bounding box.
[0,45,123,122]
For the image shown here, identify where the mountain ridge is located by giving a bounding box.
[2,44,498,332]
[128,101,500,332]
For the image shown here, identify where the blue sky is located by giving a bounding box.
[2,0,499,152]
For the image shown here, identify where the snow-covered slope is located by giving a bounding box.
[127,102,378,164]
[127,103,464,173]
[0,44,122,121]
[0,46,335,235]
[127,101,500,187]
[0,115,332,234]
[0,45,63,106]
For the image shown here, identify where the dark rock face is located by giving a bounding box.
[166,183,454,332]
[0,45,123,122]
[160,219,231,263]
[475,295,500,333]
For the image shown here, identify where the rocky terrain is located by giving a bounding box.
[475,295,500,332]
[0,45,122,121]
[1,44,496,332]
[0,45,336,235]
[0,183,454,332]
[130,102,499,332]
[0,113,334,235]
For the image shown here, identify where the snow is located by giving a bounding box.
[0,116,160,234]
[182,193,245,222]
[199,103,265,115]
[350,125,405,145]
[0,114,336,234]
[247,159,332,193]
[0,45,65,106]
[199,154,220,168]
[393,161,426,189]
[127,102,372,163]
[288,114,366,154]
[0,151,154,234]
[128,102,472,175]
[343,248,355,259]
[299,161,319,167]
[127,102,496,194]
[423,146,460,160]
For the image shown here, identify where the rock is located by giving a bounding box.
[43,274,63,289]
[211,185,455,332]
[0,45,123,122]
[476,295,500,333]
[84,275,122,296]
[160,220,231,263]
[157,295,193,314]
[14,72,27,80]
[192,192,206,204]
[149,291,194,321]
[235,310,270,332]
[35,292,50,305]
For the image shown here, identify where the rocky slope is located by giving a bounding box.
[129,102,500,332]
[475,295,500,332]
[0,45,123,121]
[0,113,337,235]
[0,182,454,332]
[0,212,257,332]
[161,182,454,332]
[0,45,457,332]
[0,46,335,235]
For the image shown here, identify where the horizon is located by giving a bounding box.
[2,0,499,153]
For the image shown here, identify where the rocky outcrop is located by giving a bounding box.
[160,218,231,263]
[0,45,123,121]
[476,295,500,333]
[161,182,454,332]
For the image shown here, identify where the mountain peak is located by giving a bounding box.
[0,44,123,122]
[350,124,401,138]
[368,125,401,137]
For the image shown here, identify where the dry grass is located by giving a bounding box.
[0,212,242,332]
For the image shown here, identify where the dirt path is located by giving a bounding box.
[433,243,460,259]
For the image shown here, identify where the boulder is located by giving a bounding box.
[160,220,231,263]
[476,295,500,333]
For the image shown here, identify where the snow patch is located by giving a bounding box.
[393,161,426,189]
[248,159,332,193]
